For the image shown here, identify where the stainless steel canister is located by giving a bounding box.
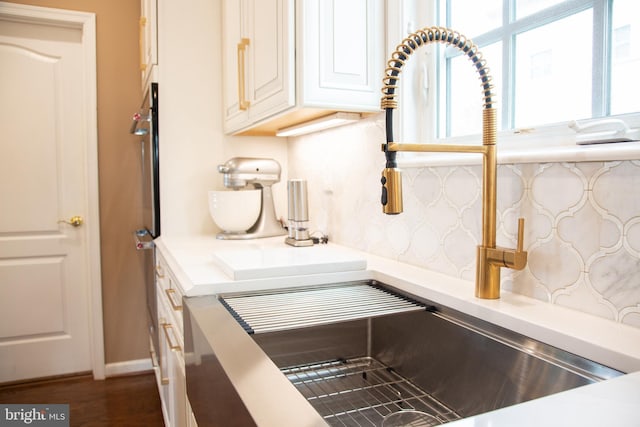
[286,179,312,246]
[288,179,308,222]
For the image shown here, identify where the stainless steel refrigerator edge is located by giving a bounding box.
[131,82,161,365]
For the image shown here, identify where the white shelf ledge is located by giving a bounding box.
[396,118,640,169]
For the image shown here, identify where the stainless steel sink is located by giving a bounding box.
[184,281,622,427]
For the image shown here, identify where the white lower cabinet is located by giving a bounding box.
[187,400,198,427]
[154,251,194,427]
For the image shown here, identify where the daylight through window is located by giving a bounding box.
[439,0,639,138]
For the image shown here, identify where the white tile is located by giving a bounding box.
[503,268,552,301]
[406,222,440,263]
[384,215,412,256]
[589,248,640,312]
[442,226,477,273]
[620,310,640,328]
[498,164,526,211]
[531,163,586,218]
[592,161,640,223]
[411,167,443,209]
[461,198,482,243]
[443,166,480,210]
[527,240,583,293]
[574,161,605,184]
[424,196,460,242]
[557,201,622,262]
[553,276,617,321]
[512,197,554,246]
[625,219,640,255]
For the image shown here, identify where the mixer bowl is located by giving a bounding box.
[208,190,261,233]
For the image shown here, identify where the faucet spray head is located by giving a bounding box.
[381,166,403,214]
[381,147,403,214]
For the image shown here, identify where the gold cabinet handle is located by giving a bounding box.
[58,216,83,227]
[237,38,250,110]
[162,323,181,352]
[165,288,183,311]
[149,349,158,368]
[160,363,169,385]
[155,265,164,279]
[139,16,147,71]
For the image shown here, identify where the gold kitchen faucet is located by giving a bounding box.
[379,27,527,299]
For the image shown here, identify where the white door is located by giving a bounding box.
[0,4,102,383]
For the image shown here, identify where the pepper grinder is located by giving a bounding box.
[285,179,313,247]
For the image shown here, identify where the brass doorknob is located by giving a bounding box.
[59,216,84,227]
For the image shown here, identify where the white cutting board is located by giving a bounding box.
[212,244,367,280]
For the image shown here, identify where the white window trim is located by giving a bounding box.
[398,113,640,167]
[387,0,640,167]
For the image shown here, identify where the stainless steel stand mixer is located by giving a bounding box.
[216,157,286,240]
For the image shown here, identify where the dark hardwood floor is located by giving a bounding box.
[0,372,164,426]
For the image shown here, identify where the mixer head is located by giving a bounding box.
[217,157,281,189]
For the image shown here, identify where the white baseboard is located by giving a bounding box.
[104,358,153,377]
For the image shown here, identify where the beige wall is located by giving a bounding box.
[156,0,289,237]
[7,0,148,364]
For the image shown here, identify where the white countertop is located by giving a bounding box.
[446,370,640,427]
[155,234,640,426]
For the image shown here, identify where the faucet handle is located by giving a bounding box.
[505,217,527,270]
[517,217,525,253]
[487,217,527,271]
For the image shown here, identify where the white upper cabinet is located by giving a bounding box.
[222,0,384,136]
[222,0,294,134]
[299,0,383,110]
[140,0,158,90]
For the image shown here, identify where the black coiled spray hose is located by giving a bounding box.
[380,26,496,168]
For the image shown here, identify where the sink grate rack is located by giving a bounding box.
[220,281,426,334]
[281,357,461,427]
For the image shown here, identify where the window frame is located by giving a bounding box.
[388,0,640,167]
[442,0,611,135]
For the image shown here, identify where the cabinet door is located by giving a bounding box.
[156,285,171,425]
[221,0,249,130]
[246,0,294,122]
[169,349,187,427]
[187,400,198,427]
[155,250,189,427]
[140,0,158,89]
[158,279,187,427]
[222,0,294,134]
[300,0,383,110]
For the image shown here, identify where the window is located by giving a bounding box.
[434,0,640,139]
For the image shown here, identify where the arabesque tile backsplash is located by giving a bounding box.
[289,114,640,329]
